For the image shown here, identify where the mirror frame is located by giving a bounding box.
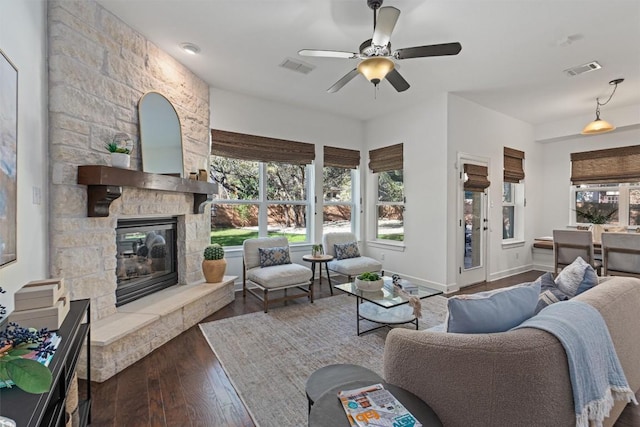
[138,91,185,177]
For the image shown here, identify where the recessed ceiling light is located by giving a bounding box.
[180,42,200,55]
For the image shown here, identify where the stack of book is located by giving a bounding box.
[398,279,419,294]
[385,278,419,295]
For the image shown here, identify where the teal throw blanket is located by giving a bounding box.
[513,300,637,427]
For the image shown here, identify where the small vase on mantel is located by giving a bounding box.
[110,152,130,169]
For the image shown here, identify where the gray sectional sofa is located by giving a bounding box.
[383,276,640,427]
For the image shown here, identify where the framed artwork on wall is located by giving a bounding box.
[0,49,17,267]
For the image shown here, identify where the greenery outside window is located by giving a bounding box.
[323,166,355,234]
[376,170,404,241]
[210,157,311,246]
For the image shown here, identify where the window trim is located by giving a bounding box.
[502,182,524,243]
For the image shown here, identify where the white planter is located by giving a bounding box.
[111,152,130,169]
[355,277,384,292]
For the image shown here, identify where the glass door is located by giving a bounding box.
[459,159,488,287]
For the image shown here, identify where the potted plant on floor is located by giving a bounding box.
[202,243,226,283]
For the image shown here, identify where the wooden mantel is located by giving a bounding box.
[77,165,216,217]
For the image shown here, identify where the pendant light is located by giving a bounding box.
[581,78,624,135]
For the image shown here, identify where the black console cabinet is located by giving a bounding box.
[0,299,91,426]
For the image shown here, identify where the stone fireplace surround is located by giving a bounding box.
[47,0,235,382]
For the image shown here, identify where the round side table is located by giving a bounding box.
[305,364,382,413]
[308,380,443,427]
[302,254,334,295]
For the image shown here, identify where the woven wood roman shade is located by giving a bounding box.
[571,145,640,184]
[368,143,403,173]
[324,146,360,169]
[464,164,490,191]
[504,147,525,183]
[211,129,315,164]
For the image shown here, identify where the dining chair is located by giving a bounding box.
[552,229,602,275]
[601,232,640,277]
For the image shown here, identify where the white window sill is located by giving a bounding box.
[502,240,525,249]
[367,240,406,252]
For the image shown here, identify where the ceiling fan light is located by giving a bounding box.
[581,118,615,135]
[357,57,394,84]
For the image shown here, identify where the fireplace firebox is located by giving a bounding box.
[115,217,178,306]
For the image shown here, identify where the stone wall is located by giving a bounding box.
[48,0,211,320]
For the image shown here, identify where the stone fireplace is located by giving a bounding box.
[47,0,235,382]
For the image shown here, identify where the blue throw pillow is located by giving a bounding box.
[258,246,291,268]
[555,257,598,297]
[446,281,541,333]
[334,241,360,260]
[534,272,570,314]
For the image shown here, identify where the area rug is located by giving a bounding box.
[199,293,448,427]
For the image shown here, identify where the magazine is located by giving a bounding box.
[338,383,422,427]
[0,332,61,389]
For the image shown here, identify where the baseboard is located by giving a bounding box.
[488,264,534,282]
[381,270,448,293]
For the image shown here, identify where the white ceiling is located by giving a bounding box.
[97,0,640,125]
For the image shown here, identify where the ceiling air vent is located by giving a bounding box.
[279,58,315,75]
[563,61,602,77]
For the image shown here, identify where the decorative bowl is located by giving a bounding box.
[355,277,384,292]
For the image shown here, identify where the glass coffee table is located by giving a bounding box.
[335,278,443,336]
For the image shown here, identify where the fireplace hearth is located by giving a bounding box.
[115,217,178,306]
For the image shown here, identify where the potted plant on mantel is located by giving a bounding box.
[202,243,226,283]
[105,133,133,169]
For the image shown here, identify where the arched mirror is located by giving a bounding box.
[138,92,185,177]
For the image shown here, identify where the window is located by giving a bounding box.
[376,170,404,241]
[570,183,640,225]
[369,143,404,242]
[210,129,315,247]
[210,159,311,246]
[502,147,524,242]
[569,145,640,227]
[502,183,514,239]
[323,166,355,234]
[323,146,360,234]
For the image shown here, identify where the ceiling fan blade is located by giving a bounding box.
[298,49,357,59]
[372,6,400,47]
[395,42,462,60]
[386,69,410,92]
[327,68,359,93]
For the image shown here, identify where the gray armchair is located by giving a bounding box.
[243,236,313,312]
[322,232,382,282]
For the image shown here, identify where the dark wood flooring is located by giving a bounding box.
[84,270,544,427]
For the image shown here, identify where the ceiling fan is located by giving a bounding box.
[298,0,462,93]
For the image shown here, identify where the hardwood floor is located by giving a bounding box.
[84,271,545,427]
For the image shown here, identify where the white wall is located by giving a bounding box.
[364,94,449,288]
[210,88,365,282]
[0,0,49,313]
[447,95,539,287]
